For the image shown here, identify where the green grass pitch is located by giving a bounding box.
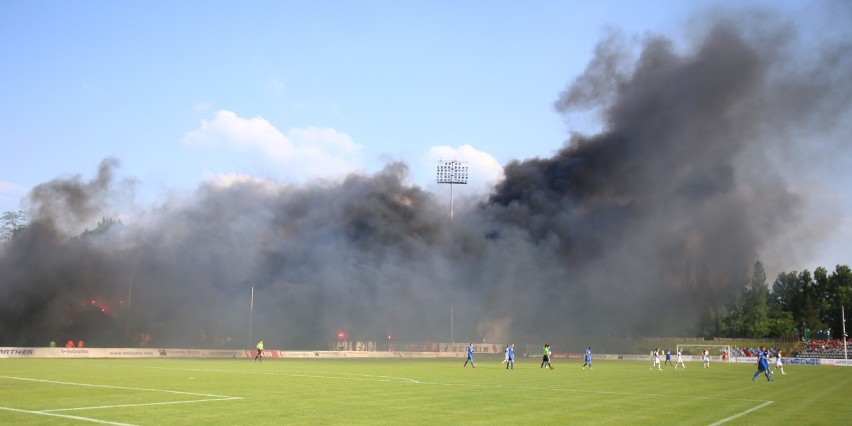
[1,355,849,425]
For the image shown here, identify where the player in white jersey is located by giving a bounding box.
[702,349,710,368]
[674,350,686,369]
[650,348,662,370]
[771,350,786,375]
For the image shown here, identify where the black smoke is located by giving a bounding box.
[1,8,850,348]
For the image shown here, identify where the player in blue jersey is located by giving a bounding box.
[664,349,672,366]
[582,346,592,369]
[463,343,476,368]
[505,343,515,370]
[752,346,772,382]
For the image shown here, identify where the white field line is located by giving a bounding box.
[43,397,243,412]
[0,406,136,426]
[0,375,242,424]
[121,364,772,404]
[508,383,770,403]
[1,375,239,399]
[111,364,424,384]
[83,363,778,423]
[267,370,779,424]
[707,401,775,426]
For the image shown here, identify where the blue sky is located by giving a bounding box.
[1,0,848,271]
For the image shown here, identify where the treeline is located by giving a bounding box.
[0,211,26,240]
[0,212,120,241]
[701,261,851,340]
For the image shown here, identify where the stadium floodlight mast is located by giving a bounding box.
[125,276,132,347]
[248,285,255,348]
[843,305,848,360]
[436,160,469,226]
[437,160,467,350]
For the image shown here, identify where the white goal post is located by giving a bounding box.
[675,344,732,362]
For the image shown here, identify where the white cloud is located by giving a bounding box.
[183,110,363,183]
[203,172,282,192]
[204,172,260,187]
[184,110,294,160]
[289,127,359,154]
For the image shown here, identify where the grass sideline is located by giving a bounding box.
[1,356,849,425]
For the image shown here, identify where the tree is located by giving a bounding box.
[772,270,801,315]
[813,267,831,325]
[716,262,772,338]
[826,265,852,338]
[741,261,771,337]
[80,217,123,239]
[767,310,797,339]
[707,263,850,340]
[0,210,27,240]
[772,269,823,332]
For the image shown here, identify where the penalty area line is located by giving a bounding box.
[707,400,774,426]
[42,396,243,413]
[0,375,239,399]
[0,406,136,426]
[0,375,242,423]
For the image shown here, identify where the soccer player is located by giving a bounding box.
[771,349,786,375]
[664,349,672,366]
[675,349,686,369]
[650,348,662,370]
[506,343,515,369]
[541,344,554,370]
[503,345,509,365]
[254,340,264,362]
[752,347,772,382]
[582,346,592,370]
[463,343,476,368]
[703,348,710,368]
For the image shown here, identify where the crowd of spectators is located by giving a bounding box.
[730,346,779,358]
[729,339,851,359]
[796,339,850,359]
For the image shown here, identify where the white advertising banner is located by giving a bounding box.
[1,347,849,364]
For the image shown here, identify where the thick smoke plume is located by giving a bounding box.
[2,10,850,349]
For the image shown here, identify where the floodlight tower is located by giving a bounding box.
[438,160,467,349]
[436,160,469,226]
[843,305,848,360]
